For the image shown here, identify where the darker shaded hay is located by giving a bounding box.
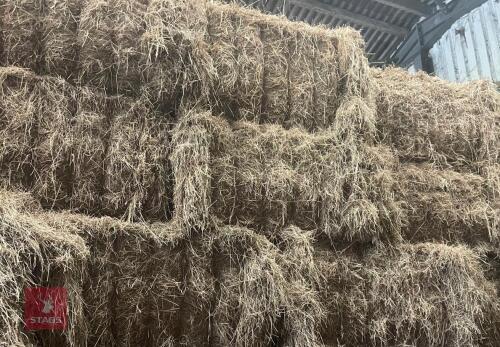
[317,243,500,347]
[43,212,184,346]
[374,67,500,171]
[171,109,402,243]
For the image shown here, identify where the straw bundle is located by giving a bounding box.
[32,76,77,209]
[210,225,286,346]
[374,67,500,170]
[103,95,171,221]
[78,0,148,95]
[206,2,263,121]
[70,87,110,212]
[171,109,402,242]
[278,226,323,346]
[142,0,209,108]
[317,243,500,346]
[0,67,38,186]
[1,0,43,71]
[0,190,89,347]
[396,164,499,244]
[43,212,185,346]
[42,0,82,80]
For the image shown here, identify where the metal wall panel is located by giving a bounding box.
[430,0,500,83]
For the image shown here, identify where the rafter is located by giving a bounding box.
[290,0,408,36]
[373,0,433,17]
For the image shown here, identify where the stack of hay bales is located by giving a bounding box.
[0,0,499,346]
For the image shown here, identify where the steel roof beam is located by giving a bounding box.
[373,0,433,17]
[290,0,409,36]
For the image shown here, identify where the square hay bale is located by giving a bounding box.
[42,0,82,81]
[171,109,402,243]
[142,0,209,108]
[44,213,185,346]
[0,189,89,347]
[0,67,38,187]
[277,226,323,346]
[31,76,77,209]
[317,243,500,346]
[210,225,286,346]
[260,16,290,126]
[102,95,171,221]
[1,0,43,71]
[374,67,500,170]
[78,0,148,95]
[70,87,111,213]
[206,2,264,121]
[396,164,499,244]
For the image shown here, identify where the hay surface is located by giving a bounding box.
[1,0,43,71]
[0,189,89,347]
[317,243,500,346]
[42,0,82,80]
[374,67,500,170]
[396,164,499,244]
[0,67,38,186]
[43,212,184,346]
[172,109,402,242]
[103,95,171,221]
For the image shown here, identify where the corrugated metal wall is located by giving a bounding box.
[429,0,500,83]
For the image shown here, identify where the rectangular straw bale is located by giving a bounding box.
[1,0,43,71]
[374,67,500,170]
[260,16,290,126]
[210,225,286,346]
[316,243,500,346]
[396,164,498,244]
[103,95,171,221]
[206,2,263,121]
[78,0,116,92]
[0,67,38,186]
[142,0,208,107]
[78,0,149,95]
[172,109,402,242]
[42,0,82,81]
[44,212,185,346]
[0,190,89,347]
[288,23,316,130]
[70,87,111,213]
[313,31,340,128]
[32,76,77,209]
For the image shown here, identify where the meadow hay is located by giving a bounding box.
[42,0,82,81]
[43,212,185,346]
[103,95,171,221]
[396,164,499,244]
[78,0,148,95]
[31,75,77,209]
[205,2,263,121]
[278,226,323,346]
[210,225,286,346]
[0,189,89,347]
[1,0,43,71]
[172,109,402,242]
[374,67,500,170]
[317,243,500,346]
[0,67,38,186]
[70,87,110,213]
[142,0,209,108]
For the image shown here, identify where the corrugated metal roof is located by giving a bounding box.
[429,0,500,83]
[233,0,438,63]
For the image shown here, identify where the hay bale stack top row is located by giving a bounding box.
[0,0,372,131]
